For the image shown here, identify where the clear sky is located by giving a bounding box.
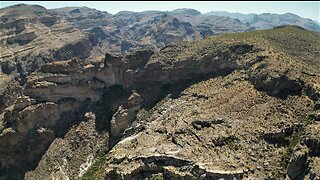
[1,1,319,22]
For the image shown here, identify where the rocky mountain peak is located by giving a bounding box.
[171,8,201,16]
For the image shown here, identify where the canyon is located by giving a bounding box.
[0,4,319,180]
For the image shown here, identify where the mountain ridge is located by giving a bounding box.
[205,11,320,31]
[1,3,318,31]
[0,3,319,180]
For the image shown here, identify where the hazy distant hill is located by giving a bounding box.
[205,11,320,31]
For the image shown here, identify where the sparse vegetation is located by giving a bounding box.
[80,153,108,180]
[281,126,304,168]
[1,5,319,178]
[226,137,240,151]
[150,173,164,180]
[307,110,320,121]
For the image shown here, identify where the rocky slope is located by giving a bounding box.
[0,25,319,179]
[0,4,99,111]
[0,3,320,180]
[78,26,320,180]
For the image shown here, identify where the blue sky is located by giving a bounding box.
[1,1,319,21]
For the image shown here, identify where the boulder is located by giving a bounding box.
[12,95,36,111]
[0,60,16,74]
[287,144,309,179]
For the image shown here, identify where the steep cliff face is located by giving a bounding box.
[24,58,112,102]
[0,26,319,179]
[0,97,86,179]
[0,58,111,179]
[24,112,109,179]
[0,74,22,112]
[0,38,251,179]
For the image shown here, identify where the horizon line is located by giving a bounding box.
[1,2,319,23]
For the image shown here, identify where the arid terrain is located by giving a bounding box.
[0,4,319,180]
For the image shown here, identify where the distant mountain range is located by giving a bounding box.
[204,11,320,31]
[1,5,319,78]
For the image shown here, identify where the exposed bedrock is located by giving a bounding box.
[0,98,86,179]
[6,32,37,45]
[110,92,143,138]
[52,36,98,61]
[1,37,319,179]
[104,155,244,179]
[0,42,252,179]
[0,75,22,112]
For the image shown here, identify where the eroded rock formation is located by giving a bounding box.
[0,24,319,180]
